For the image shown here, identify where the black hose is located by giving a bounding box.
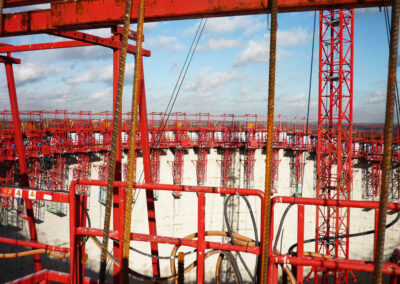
[288,211,400,255]
[77,196,91,244]
[273,202,294,253]
[223,194,258,283]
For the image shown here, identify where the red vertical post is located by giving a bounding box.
[79,195,87,284]
[139,62,161,276]
[197,192,205,283]
[267,202,275,284]
[5,59,42,271]
[111,40,124,283]
[374,209,379,261]
[297,204,305,283]
[69,189,77,284]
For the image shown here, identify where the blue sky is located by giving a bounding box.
[0,7,397,123]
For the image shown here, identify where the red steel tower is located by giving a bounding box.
[315,9,354,283]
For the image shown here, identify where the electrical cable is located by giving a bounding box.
[130,18,208,208]
[129,245,197,260]
[288,211,400,255]
[305,11,316,144]
[272,202,294,254]
[134,18,207,189]
[77,196,91,244]
[223,194,259,283]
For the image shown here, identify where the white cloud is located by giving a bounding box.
[199,38,241,51]
[277,28,310,46]
[64,63,134,86]
[92,87,113,99]
[170,63,180,73]
[13,63,60,85]
[65,65,113,85]
[234,37,269,66]
[80,28,111,38]
[146,36,184,51]
[144,22,159,32]
[368,90,386,104]
[284,92,309,107]
[234,28,310,66]
[185,16,262,35]
[184,69,241,93]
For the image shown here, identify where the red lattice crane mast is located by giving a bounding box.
[315,9,354,283]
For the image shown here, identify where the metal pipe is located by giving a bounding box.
[296,205,304,283]
[197,193,206,282]
[98,0,133,279]
[271,255,400,275]
[373,1,400,283]
[270,195,400,210]
[260,0,278,281]
[138,62,161,276]
[70,179,265,201]
[0,237,69,253]
[121,0,146,281]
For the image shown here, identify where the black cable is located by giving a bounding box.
[129,246,197,260]
[134,18,207,193]
[273,202,294,253]
[240,195,259,282]
[305,11,317,143]
[223,194,259,283]
[77,196,91,244]
[150,18,206,148]
[288,211,400,255]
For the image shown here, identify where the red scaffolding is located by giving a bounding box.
[316,9,354,283]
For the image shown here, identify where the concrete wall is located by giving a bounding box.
[1,148,400,283]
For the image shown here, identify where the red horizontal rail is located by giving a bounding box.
[0,237,69,253]
[5,269,100,284]
[272,195,400,210]
[270,255,400,275]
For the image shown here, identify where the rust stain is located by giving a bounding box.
[76,2,84,15]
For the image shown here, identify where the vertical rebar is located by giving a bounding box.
[98,0,133,281]
[373,1,400,283]
[260,0,278,282]
[121,0,146,282]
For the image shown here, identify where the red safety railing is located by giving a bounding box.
[267,196,400,284]
[0,181,264,283]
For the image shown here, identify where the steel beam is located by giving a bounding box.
[1,0,391,36]
[51,30,150,56]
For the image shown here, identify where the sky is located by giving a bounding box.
[0,7,397,124]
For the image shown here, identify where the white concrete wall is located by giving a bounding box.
[2,148,400,283]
